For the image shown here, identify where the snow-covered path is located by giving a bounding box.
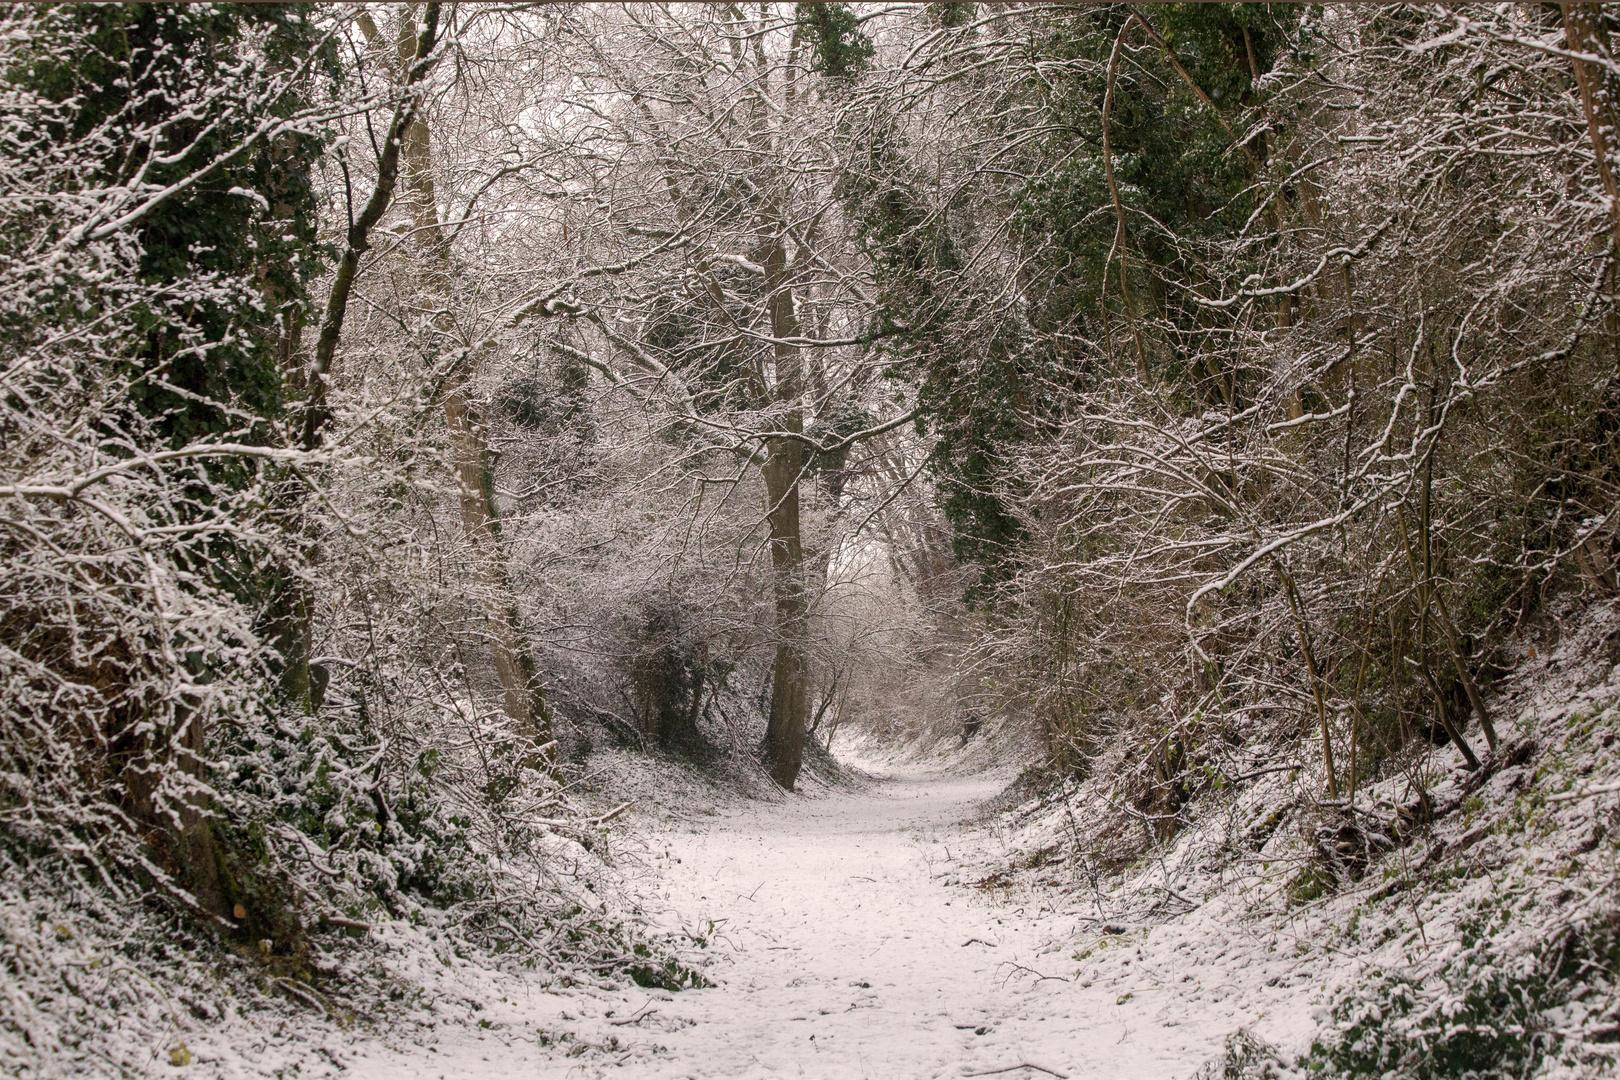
[346,769,1249,1080]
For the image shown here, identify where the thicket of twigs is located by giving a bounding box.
[867,5,1620,856]
[0,11,697,1069]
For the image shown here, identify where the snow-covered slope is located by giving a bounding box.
[964,598,1620,1078]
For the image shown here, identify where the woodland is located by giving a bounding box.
[4,3,1620,1078]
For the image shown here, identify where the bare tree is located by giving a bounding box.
[358,4,553,743]
[515,4,917,788]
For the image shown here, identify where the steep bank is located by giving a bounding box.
[971,598,1620,1078]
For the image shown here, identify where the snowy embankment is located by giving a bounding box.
[964,599,1620,1078]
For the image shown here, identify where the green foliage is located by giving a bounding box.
[916,335,1042,585]
[1009,5,1301,374]
[1286,864,1334,907]
[618,600,713,755]
[499,348,593,434]
[1305,913,1620,1078]
[625,943,710,991]
[640,291,759,414]
[840,124,1032,588]
[796,3,873,80]
[2,5,335,726]
[0,5,347,925]
[218,715,477,921]
[843,6,1305,589]
[1154,4,1289,112]
[1195,1028,1290,1079]
[10,4,330,447]
[804,400,872,477]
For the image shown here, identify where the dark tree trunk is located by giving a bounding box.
[759,235,810,789]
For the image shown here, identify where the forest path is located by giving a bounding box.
[347,767,1235,1080]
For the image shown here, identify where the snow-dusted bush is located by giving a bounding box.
[1308,912,1620,1078]
[0,0,329,914]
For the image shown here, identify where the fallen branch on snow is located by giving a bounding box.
[1547,781,1620,803]
[963,1064,1069,1079]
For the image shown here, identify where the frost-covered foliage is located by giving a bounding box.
[0,7,700,1075]
[853,1,1620,850]
[972,597,1620,1080]
[1309,913,1620,1079]
[0,0,326,913]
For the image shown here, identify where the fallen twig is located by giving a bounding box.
[997,960,1069,986]
[1223,763,1301,784]
[273,977,331,1016]
[608,1004,658,1027]
[1547,780,1620,803]
[592,801,633,826]
[964,1064,1069,1079]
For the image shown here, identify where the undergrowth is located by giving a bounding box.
[1302,909,1620,1078]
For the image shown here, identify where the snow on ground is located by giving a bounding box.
[156,602,1620,1080]
[341,762,1297,1080]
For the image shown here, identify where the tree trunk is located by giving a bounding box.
[443,390,550,742]
[1563,4,1620,254]
[121,701,225,919]
[761,441,809,788]
[392,13,551,745]
[759,234,810,789]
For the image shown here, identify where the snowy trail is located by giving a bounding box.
[345,769,1249,1080]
